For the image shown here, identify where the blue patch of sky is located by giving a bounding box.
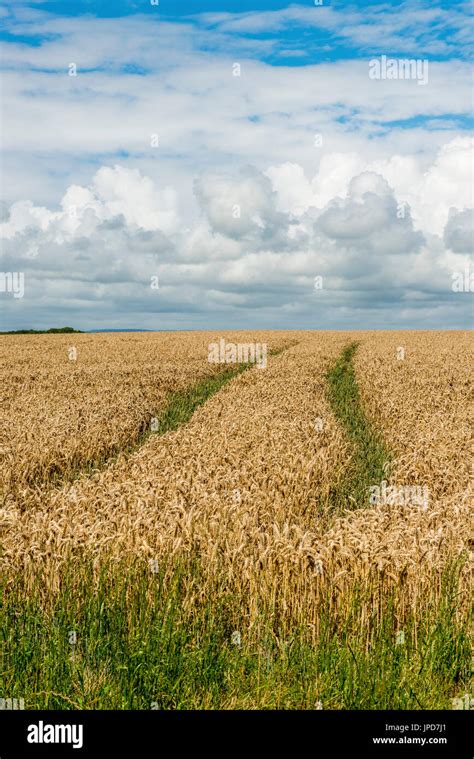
[4,0,297,17]
[4,0,469,18]
[0,32,61,46]
[120,63,149,75]
[335,111,473,128]
[381,113,474,130]
[1,1,472,66]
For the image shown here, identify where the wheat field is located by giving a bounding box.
[0,331,294,510]
[0,331,472,709]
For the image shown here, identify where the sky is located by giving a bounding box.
[0,0,473,330]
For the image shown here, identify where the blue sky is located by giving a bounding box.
[0,0,473,330]
[2,0,472,65]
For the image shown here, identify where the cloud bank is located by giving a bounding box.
[0,0,472,329]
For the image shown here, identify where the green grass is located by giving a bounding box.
[326,342,390,511]
[1,559,470,710]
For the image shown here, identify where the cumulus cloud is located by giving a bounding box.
[319,173,392,238]
[267,138,474,244]
[316,172,423,259]
[194,167,284,240]
[1,165,180,243]
[415,138,474,236]
[88,166,179,235]
[264,163,317,217]
[1,135,472,330]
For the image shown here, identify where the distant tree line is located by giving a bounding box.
[0,327,83,334]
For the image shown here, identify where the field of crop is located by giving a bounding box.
[0,331,294,510]
[0,331,472,710]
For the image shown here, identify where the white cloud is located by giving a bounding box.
[194,167,283,239]
[265,163,316,217]
[268,138,474,245]
[1,165,180,240]
[0,2,472,329]
[416,137,474,236]
[1,135,472,329]
[317,171,422,259]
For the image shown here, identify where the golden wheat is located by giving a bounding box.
[1,331,471,642]
[0,330,293,509]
